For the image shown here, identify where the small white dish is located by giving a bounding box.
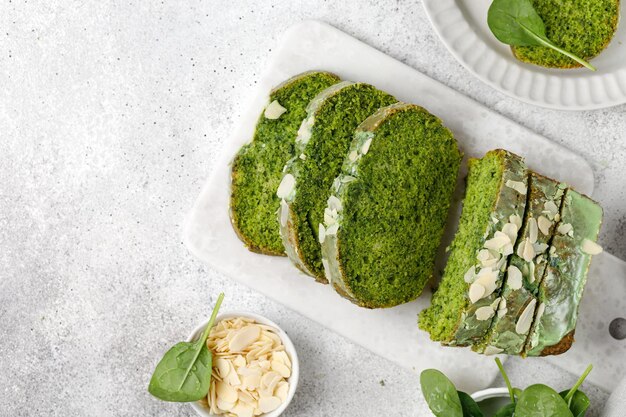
[187,311,299,417]
[423,0,626,110]
[471,387,511,415]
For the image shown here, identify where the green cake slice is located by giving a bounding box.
[277,82,396,282]
[320,103,462,308]
[419,149,528,346]
[474,173,566,355]
[230,71,340,255]
[524,188,603,356]
[511,0,620,69]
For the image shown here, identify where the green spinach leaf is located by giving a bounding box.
[560,390,590,417]
[148,293,224,402]
[516,384,573,417]
[458,391,484,417]
[488,0,596,70]
[420,369,463,417]
[494,402,516,417]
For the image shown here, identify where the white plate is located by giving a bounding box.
[183,20,602,393]
[423,0,626,110]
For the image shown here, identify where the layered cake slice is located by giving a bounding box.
[524,188,603,356]
[419,149,528,346]
[230,71,340,255]
[474,173,566,355]
[277,82,396,282]
[320,103,462,308]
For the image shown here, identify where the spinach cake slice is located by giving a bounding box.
[511,0,620,68]
[277,82,396,282]
[320,103,462,308]
[524,188,603,356]
[419,149,528,346]
[474,173,566,355]
[230,71,340,255]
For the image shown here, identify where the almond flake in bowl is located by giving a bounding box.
[188,313,298,417]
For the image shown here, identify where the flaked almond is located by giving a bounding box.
[475,306,495,321]
[325,223,339,236]
[327,195,342,211]
[361,138,373,155]
[516,299,536,335]
[348,150,358,162]
[507,265,523,290]
[517,238,535,262]
[469,282,486,303]
[544,201,559,219]
[528,217,538,244]
[509,214,522,229]
[271,360,291,378]
[231,402,254,417]
[557,223,573,235]
[484,346,504,356]
[275,381,289,402]
[276,174,295,199]
[535,302,546,322]
[502,222,518,245]
[537,216,552,235]
[258,396,282,413]
[475,268,498,296]
[505,180,527,195]
[264,100,287,119]
[216,380,239,403]
[485,231,511,251]
[229,325,261,352]
[318,224,326,244]
[581,238,603,255]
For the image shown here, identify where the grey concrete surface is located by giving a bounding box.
[0,1,622,416]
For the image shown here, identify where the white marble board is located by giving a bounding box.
[183,20,625,392]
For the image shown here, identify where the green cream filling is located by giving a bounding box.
[513,0,619,68]
[231,72,339,254]
[323,104,462,308]
[419,152,503,341]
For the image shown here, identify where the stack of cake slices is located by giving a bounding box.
[229,71,603,356]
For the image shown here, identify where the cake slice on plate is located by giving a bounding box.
[320,103,462,308]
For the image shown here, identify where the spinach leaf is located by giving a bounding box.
[488,0,596,70]
[148,293,224,402]
[458,391,484,417]
[560,390,590,417]
[563,364,592,406]
[494,402,516,417]
[420,369,463,417]
[516,384,573,417]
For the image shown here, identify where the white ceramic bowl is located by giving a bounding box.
[471,387,511,416]
[187,311,299,417]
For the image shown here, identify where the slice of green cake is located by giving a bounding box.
[277,82,396,282]
[524,188,603,356]
[511,0,620,68]
[230,71,340,255]
[320,103,462,308]
[474,173,566,355]
[418,149,528,346]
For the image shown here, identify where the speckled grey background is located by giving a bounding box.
[0,1,623,416]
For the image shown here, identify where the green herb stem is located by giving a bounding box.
[564,364,593,405]
[520,22,596,71]
[177,292,225,390]
[495,358,515,404]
